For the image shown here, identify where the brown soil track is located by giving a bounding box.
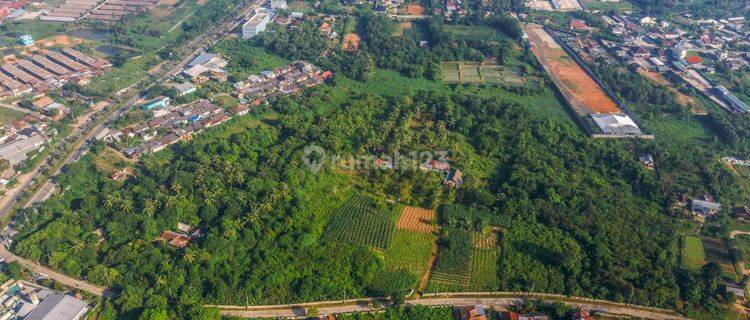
[523,24,620,115]
[397,206,436,233]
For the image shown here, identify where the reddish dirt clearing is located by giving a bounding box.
[396,206,435,234]
[523,24,620,115]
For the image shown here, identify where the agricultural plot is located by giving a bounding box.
[442,62,527,86]
[733,234,750,271]
[683,235,706,271]
[472,228,498,248]
[324,194,395,249]
[469,248,499,291]
[396,206,436,234]
[426,228,472,291]
[385,230,437,278]
[702,237,736,276]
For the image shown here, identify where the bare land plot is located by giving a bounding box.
[396,206,436,234]
[638,69,706,114]
[523,24,620,115]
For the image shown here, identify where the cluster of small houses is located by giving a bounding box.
[113,99,243,159]
[155,222,203,248]
[372,157,463,188]
[0,110,58,186]
[234,60,332,102]
[565,13,749,114]
[675,193,750,224]
[0,47,111,98]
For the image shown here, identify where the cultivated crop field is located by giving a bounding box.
[522,24,620,115]
[397,206,436,233]
[469,248,499,291]
[442,62,526,85]
[324,194,395,249]
[702,236,736,276]
[426,229,472,291]
[385,230,437,278]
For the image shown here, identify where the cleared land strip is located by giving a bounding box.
[212,293,686,319]
[523,23,620,116]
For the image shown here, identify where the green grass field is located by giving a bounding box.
[0,107,24,126]
[683,235,706,271]
[445,25,503,41]
[385,230,436,279]
[324,194,395,249]
[581,0,634,11]
[88,53,160,95]
[337,69,448,98]
[215,39,289,79]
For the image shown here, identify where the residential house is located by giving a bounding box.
[502,312,548,320]
[444,169,463,187]
[734,206,750,221]
[455,305,487,320]
[639,153,654,168]
[421,159,450,172]
[230,104,249,116]
[691,195,722,219]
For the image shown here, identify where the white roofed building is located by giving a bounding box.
[590,114,642,135]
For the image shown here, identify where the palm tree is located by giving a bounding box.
[104,194,117,209]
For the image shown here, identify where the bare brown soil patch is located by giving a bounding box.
[396,206,435,234]
[342,33,361,51]
[523,24,620,115]
[403,4,425,15]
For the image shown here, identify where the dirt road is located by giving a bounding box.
[216,295,686,319]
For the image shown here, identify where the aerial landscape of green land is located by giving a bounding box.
[0,0,747,319]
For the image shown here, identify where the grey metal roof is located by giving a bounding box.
[24,293,88,320]
[187,53,218,67]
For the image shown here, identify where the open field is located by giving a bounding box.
[324,194,395,249]
[523,24,620,115]
[396,206,436,234]
[683,235,706,271]
[581,0,634,11]
[0,107,24,126]
[385,230,437,279]
[445,25,502,41]
[442,61,526,85]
